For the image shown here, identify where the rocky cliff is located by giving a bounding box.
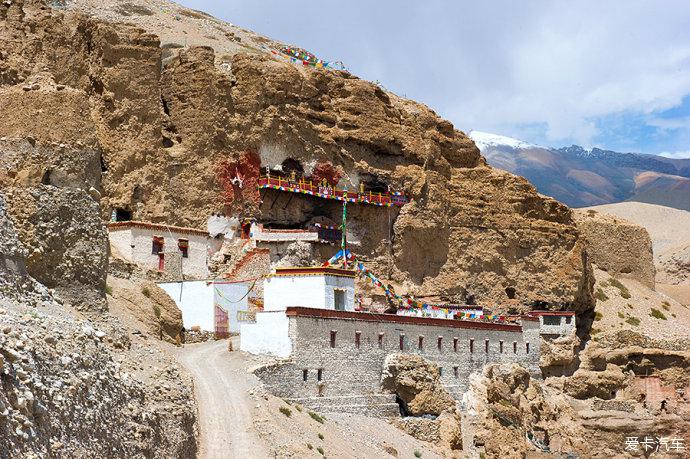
[1,0,593,312]
[573,209,656,288]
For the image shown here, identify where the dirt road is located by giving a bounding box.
[174,339,269,459]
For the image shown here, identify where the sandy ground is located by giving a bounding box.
[173,338,447,459]
[591,268,690,342]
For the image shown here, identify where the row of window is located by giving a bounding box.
[302,368,323,381]
[302,366,465,381]
[330,330,530,354]
[152,237,189,258]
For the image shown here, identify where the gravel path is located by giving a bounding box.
[174,339,269,459]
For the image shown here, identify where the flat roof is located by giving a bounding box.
[285,307,524,332]
[108,221,209,237]
[527,310,576,317]
[272,267,357,278]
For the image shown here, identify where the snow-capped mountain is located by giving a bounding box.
[470,132,690,211]
[468,130,538,150]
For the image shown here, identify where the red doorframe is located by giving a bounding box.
[158,253,165,271]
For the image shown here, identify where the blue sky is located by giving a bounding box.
[178,1,690,157]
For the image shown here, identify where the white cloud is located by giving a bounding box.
[659,150,690,159]
[181,0,690,150]
[648,116,690,131]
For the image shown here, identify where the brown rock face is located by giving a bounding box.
[107,276,183,344]
[0,0,593,310]
[573,209,656,288]
[380,353,456,416]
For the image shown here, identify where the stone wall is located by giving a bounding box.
[255,309,541,414]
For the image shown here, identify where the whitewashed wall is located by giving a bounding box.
[240,311,292,357]
[110,226,214,277]
[108,229,133,259]
[214,282,250,333]
[263,275,327,311]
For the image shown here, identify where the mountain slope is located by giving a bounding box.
[471,131,690,210]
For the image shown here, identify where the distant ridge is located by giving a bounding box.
[471,132,690,211]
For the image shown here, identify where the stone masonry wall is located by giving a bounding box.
[256,312,541,415]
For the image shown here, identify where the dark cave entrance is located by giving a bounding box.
[114,208,132,222]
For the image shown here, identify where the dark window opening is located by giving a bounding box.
[178,239,189,258]
[513,342,517,354]
[453,337,458,352]
[330,330,337,348]
[469,339,474,353]
[302,369,308,381]
[526,342,530,354]
[485,340,489,353]
[439,367,443,376]
[399,334,404,350]
[453,366,459,378]
[162,137,174,148]
[437,336,443,351]
[499,341,504,353]
[152,236,164,254]
[115,208,132,222]
[355,331,361,349]
[505,286,516,299]
[465,294,477,306]
[317,369,323,381]
[543,315,562,326]
[418,336,424,350]
[378,333,384,349]
[565,316,572,324]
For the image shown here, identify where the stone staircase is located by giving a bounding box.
[286,394,400,417]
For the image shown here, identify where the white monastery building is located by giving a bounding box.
[108,221,222,278]
[240,266,356,357]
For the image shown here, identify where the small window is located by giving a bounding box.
[513,341,517,354]
[399,334,405,350]
[565,316,572,324]
[469,339,474,353]
[302,369,308,381]
[485,339,489,353]
[526,342,530,354]
[178,239,189,258]
[330,330,337,348]
[543,315,562,326]
[418,336,424,350]
[439,367,443,376]
[355,331,361,349]
[334,289,346,311]
[453,366,459,378]
[453,337,458,352]
[378,332,384,349]
[437,336,443,351]
[317,369,323,381]
[499,341,504,353]
[152,236,164,254]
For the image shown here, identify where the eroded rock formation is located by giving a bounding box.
[574,209,656,288]
[0,0,594,311]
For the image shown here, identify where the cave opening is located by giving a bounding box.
[114,208,132,222]
[395,395,410,417]
[41,169,52,185]
[100,154,108,173]
[505,286,516,299]
[359,173,389,193]
[281,158,304,175]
